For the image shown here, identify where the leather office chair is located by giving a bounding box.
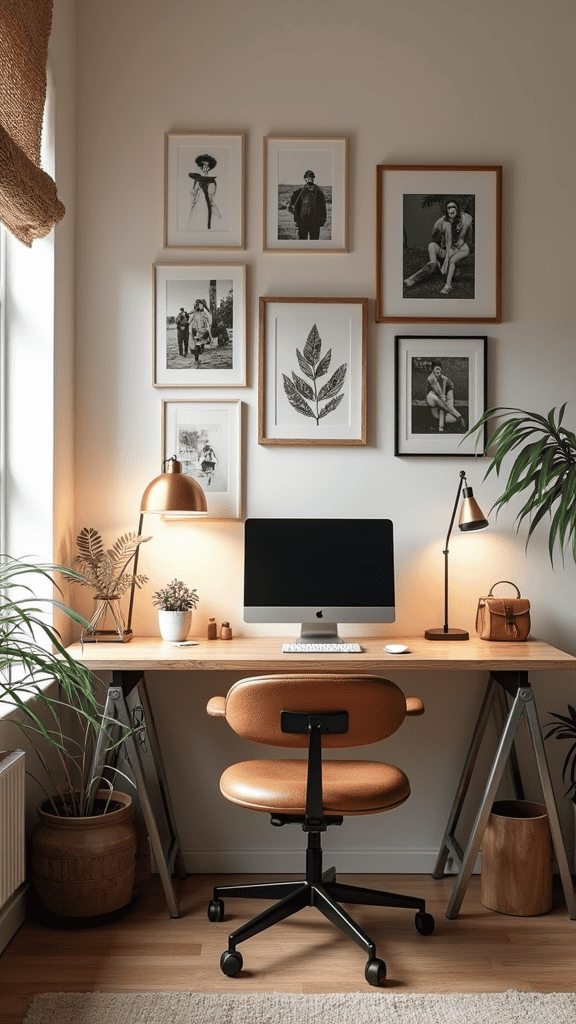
[206,673,434,985]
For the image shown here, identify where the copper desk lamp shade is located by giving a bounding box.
[126,458,207,637]
[425,471,489,641]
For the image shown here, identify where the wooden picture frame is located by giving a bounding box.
[153,264,246,387]
[164,132,245,250]
[263,136,348,252]
[377,165,502,323]
[395,335,488,456]
[162,399,242,519]
[258,297,367,445]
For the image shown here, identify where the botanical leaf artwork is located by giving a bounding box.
[70,527,151,598]
[282,324,347,425]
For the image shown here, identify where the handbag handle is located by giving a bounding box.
[487,580,522,598]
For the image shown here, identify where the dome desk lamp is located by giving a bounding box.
[126,457,207,639]
[425,470,489,641]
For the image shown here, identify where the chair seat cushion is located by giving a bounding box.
[219,759,411,815]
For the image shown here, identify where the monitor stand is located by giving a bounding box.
[298,623,343,645]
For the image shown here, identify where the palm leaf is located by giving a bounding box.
[466,404,576,563]
[75,527,105,568]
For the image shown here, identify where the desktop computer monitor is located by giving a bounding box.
[243,518,395,644]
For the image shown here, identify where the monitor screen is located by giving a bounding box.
[243,518,395,640]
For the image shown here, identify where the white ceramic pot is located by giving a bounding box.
[158,609,192,642]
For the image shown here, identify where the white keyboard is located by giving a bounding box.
[282,643,362,653]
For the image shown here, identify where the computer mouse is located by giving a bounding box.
[384,644,409,654]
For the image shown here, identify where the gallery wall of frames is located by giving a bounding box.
[157,132,502,518]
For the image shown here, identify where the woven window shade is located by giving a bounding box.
[0,0,65,246]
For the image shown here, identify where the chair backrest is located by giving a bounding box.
[222,674,408,748]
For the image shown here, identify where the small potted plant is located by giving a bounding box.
[152,579,199,641]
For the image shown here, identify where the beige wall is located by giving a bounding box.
[74,0,576,870]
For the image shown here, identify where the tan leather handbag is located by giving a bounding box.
[476,581,531,641]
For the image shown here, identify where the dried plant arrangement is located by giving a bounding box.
[70,527,151,599]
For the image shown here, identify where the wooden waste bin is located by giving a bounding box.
[480,799,553,916]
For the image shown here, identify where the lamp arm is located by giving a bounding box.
[442,471,466,633]
[126,512,144,635]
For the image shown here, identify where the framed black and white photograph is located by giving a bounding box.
[263,136,348,252]
[164,132,245,250]
[259,297,367,445]
[162,399,241,518]
[377,165,502,323]
[153,264,246,387]
[395,335,487,456]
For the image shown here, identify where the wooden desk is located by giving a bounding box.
[68,635,576,922]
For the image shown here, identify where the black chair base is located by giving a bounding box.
[208,832,434,986]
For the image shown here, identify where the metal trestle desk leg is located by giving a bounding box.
[433,671,576,921]
[91,670,186,919]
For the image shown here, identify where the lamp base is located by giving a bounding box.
[425,627,469,641]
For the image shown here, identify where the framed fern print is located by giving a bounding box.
[258,297,367,445]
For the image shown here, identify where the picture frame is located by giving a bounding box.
[376,165,502,323]
[263,136,348,252]
[162,399,242,519]
[258,297,367,445]
[164,132,245,250]
[395,335,487,456]
[153,263,246,387]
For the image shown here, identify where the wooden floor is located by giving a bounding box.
[1,872,575,1023]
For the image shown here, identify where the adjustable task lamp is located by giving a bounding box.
[125,457,207,638]
[425,470,489,641]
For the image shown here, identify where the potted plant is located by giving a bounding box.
[68,527,150,641]
[468,404,576,854]
[152,579,199,641]
[0,554,137,917]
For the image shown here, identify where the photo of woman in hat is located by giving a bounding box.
[187,153,222,230]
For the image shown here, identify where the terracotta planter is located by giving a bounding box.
[31,790,136,917]
[158,608,192,641]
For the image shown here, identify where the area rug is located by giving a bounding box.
[21,990,576,1024]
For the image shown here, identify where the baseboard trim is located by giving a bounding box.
[0,883,28,955]
[183,849,482,875]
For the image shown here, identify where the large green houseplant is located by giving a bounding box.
[0,554,136,916]
[468,404,576,823]
[468,404,576,565]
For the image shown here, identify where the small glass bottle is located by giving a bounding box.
[207,617,218,640]
[220,621,232,640]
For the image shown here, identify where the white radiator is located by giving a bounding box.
[0,750,25,908]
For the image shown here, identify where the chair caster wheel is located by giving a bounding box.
[415,911,435,935]
[220,949,243,976]
[365,957,386,986]
[208,899,225,922]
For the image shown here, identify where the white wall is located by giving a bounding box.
[74,0,576,870]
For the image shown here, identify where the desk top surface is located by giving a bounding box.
[66,635,576,673]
